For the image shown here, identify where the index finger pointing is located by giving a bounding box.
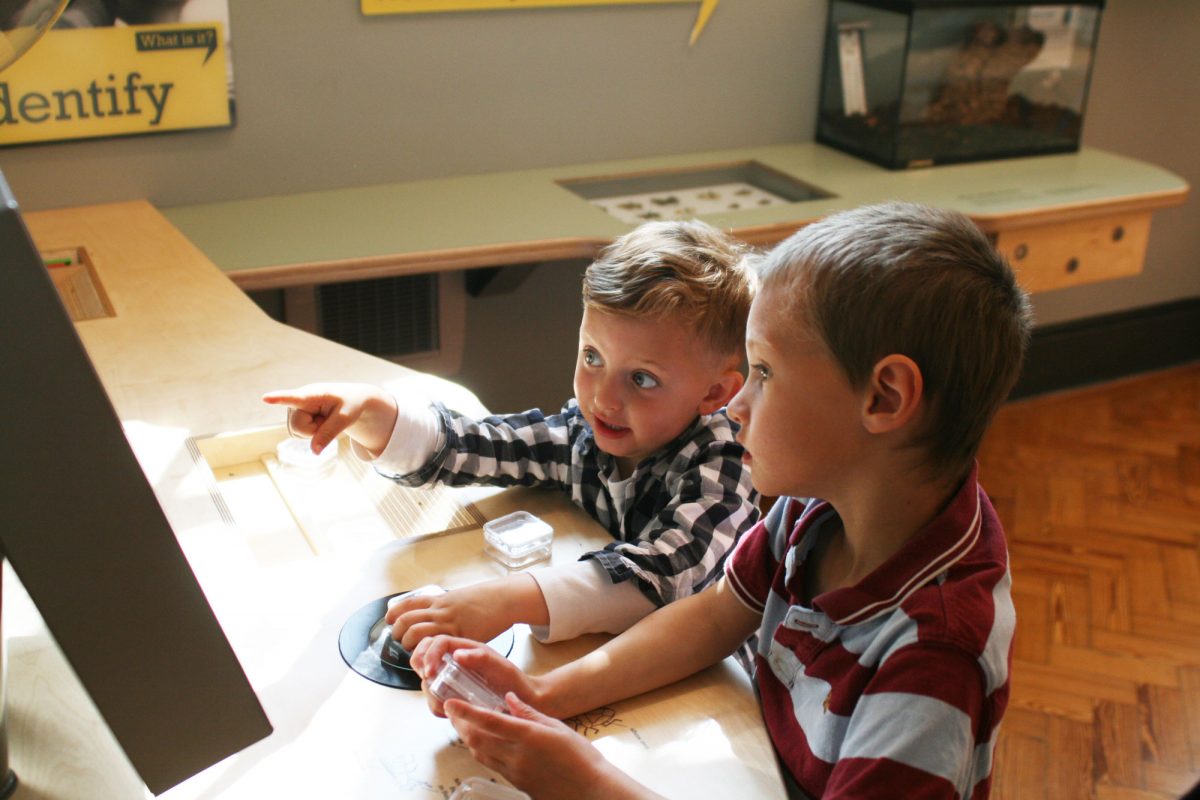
[261,390,302,405]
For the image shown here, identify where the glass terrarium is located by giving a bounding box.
[816,0,1104,169]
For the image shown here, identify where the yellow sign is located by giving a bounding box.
[362,0,720,45]
[0,22,231,147]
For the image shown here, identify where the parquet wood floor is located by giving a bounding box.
[979,363,1200,799]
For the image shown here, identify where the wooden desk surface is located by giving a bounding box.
[7,202,784,799]
[160,143,1189,291]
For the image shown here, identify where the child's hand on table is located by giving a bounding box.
[386,575,549,653]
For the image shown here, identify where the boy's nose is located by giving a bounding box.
[724,391,744,422]
[593,376,622,414]
[727,392,748,426]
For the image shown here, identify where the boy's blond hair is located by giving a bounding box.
[582,220,756,359]
[759,202,1033,480]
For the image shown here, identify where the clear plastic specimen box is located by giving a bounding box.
[482,511,553,569]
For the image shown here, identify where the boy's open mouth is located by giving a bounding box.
[593,414,630,437]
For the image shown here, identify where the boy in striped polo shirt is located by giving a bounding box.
[411,202,1033,799]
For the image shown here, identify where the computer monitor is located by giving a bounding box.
[0,169,273,795]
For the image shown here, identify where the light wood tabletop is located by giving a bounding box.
[7,202,784,799]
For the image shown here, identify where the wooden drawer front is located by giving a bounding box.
[995,211,1151,294]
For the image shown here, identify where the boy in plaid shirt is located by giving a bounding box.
[264,219,760,649]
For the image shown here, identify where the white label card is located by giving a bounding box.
[837,25,868,116]
[1024,5,1077,71]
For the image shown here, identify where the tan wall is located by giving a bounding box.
[1,0,820,209]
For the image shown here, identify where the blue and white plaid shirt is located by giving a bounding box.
[389,399,760,607]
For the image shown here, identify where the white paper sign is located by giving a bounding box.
[837,24,868,116]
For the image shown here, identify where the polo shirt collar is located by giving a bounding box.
[798,464,983,626]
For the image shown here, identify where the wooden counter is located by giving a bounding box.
[6,202,784,799]
[162,143,1188,295]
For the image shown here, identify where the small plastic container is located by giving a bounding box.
[483,511,553,569]
[428,653,507,714]
[275,437,338,480]
[449,777,531,800]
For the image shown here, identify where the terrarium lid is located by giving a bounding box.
[835,0,1104,10]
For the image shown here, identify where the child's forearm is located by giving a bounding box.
[529,563,656,642]
[534,579,758,719]
[503,573,550,628]
[344,390,400,456]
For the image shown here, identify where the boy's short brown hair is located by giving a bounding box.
[759,202,1033,480]
[582,220,756,359]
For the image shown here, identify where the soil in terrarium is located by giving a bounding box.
[819,96,1082,167]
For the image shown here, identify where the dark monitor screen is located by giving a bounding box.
[0,169,272,795]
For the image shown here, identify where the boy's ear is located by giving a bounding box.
[861,354,924,434]
[698,368,745,415]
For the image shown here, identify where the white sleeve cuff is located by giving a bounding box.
[350,393,442,475]
[527,561,656,643]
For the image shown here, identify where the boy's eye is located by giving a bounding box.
[583,349,603,367]
[632,371,659,389]
[751,363,771,381]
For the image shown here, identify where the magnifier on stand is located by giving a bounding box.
[338,585,514,690]
[0,4,74,794]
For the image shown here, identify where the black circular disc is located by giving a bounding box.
[338,591,515,690]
